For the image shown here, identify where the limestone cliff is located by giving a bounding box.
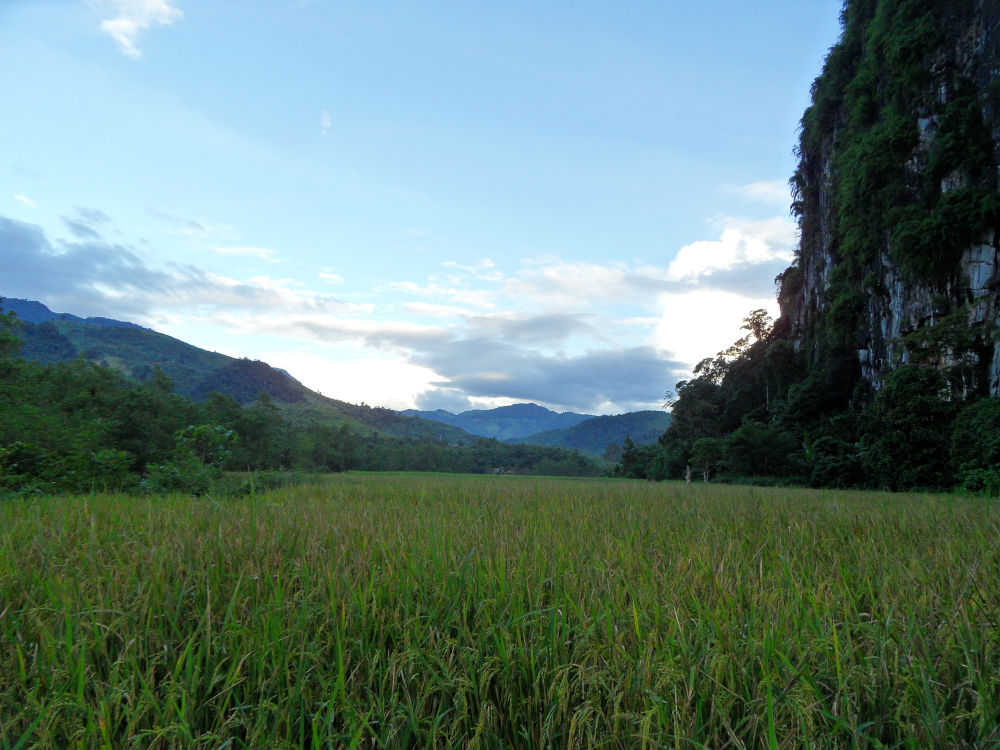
[782,0,1000,398]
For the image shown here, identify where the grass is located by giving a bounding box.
[1,474,998,748]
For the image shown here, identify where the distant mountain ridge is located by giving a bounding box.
[400,402,594,440]
[3,298,145,330]
[402,403,672,456]
[512,411,672,456]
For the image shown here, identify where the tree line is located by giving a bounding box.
[615,309,1000,494]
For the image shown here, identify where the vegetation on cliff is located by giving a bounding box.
[793,0,1000,354]
[634,0,1000,493]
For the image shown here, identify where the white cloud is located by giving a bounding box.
[504,259,634,310]
[387,279,497,310]
[209,311,436,345]
[319,271,343,284]
[264,351,439,409]
[91,0,183,58]
[320,110,332,136]
[721,180,791,207]
[667,216,795,282]
[13,194,36,208]
[242,275,375,314]
[414,387,474,413]
[212,245,281,262]
[158,273,374,319]
[654,290,780,366]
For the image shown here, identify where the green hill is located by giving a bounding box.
[7,298,472,444]
[25,319,232,386]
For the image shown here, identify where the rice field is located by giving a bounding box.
[1,474,998,748]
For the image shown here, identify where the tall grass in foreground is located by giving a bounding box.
[1,475,998,748]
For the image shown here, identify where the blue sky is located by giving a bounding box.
[1,0,843,414]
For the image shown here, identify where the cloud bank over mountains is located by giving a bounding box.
[0,198,792,413]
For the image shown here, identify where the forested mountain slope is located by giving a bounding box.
[3,297,471,444]
[2,297,145,330]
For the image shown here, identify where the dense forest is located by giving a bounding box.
[625,0,1000,493]
[621,309,1000,493]
[0,308,600,495]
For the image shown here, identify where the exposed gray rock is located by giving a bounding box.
[786,2,1000,398]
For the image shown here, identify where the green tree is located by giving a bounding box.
[950,397,1000,494]
[603,441,622,463]
[231,395,292,469]
[860,367,956,490]
[0,304,24,361]
[200,391,244,427]
[110,376,197,471]
[0,357,144,493]
[808,435,863,489]
[741,308,773,341]
[617,436,657,479]
[689,437,723,482]
[174,424,238,469]
[723,420,801,479]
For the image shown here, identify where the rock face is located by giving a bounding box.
[783,0,1000,397]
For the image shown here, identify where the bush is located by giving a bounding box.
[957,468,1000,497]
[143,452,217,495]
[808,436,863,489]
